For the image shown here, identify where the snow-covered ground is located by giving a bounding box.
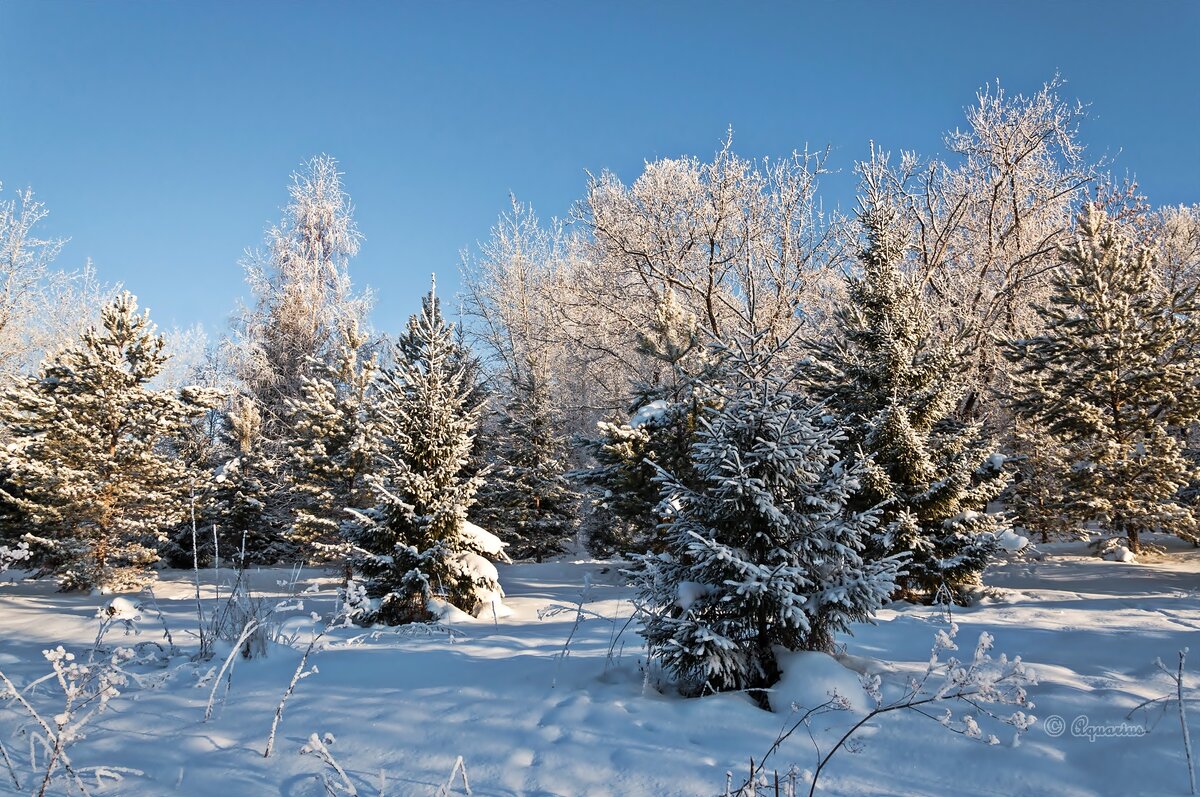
[1,538,1199,796]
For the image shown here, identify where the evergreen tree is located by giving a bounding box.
[347,280,501,624]
[285,320,381,566]
[161,387,227,568]
[1006,420,1080,544]
[798,199,1009,601]
[0,293,213,591]
[211,395,283,565]
[475,361,578,560]
[396,283,491,482]
[1005,207,1200,553]
[0,464,26,551]
[577,290,713,554]
[631,334,900,707]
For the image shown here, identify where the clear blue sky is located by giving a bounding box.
[1,1,1197,337]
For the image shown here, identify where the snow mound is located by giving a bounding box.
[100,596,141,621]
[996,528,1029,552]
[676,581,713,612]
[457,551,500,587]
[427,597,476,624]
[630,399,669,429]
[476,588,514,619]
[1103,545,1136,563]
[463,520,511,563]
[453,546,513,618]
[773,650,871,714]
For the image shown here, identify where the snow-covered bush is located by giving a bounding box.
[731,625,1037,796]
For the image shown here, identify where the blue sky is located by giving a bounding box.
[1,1,1197,337]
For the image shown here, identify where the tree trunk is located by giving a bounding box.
[1127,527,1141,555]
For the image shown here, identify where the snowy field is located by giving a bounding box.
[2,540,1199,797]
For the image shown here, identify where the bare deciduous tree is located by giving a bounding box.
[859,77,1098,419]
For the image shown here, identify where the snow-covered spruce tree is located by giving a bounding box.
[0,292,214,591]
[797,193,1009,601]
[210,395,284,565]
[474,360,578,560]
[631,333,900,708]
[159,347,230,568]
[1004,206,1200,554]
[396,283,490,481]
[347,280,503,624]
[577,290,713,554]
[285,320,381,567]
[0,464,26,549]
[1006,419,1081,544]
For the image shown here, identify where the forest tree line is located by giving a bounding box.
[1,79,1198,694]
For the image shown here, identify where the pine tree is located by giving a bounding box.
[577,290,713,554]
[347,280,502,624]
[210,395,282,565]
[1005,207,1200,553]
[285,321,381,566]
[0,293,214,591]
[798,198,1009,601]
[631,334,900,707]
[475,361,578,560]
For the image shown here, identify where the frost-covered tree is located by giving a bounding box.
[576,290,714,554]
[858,77,1097,421]
[798,188,1009,601]
[285,320,381,566]
[0,293,214,590]
[475,360,578,560]
[631,334,900,707]
[1154,204,1200,299]
[582,134,843,348]
[461,197,608,450]
[0,183,65,378]
[347,281,501,624]
[231,155,371,446]
[0,184,117,378]
[1005,207,1200,553]
[463,140,847,453]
